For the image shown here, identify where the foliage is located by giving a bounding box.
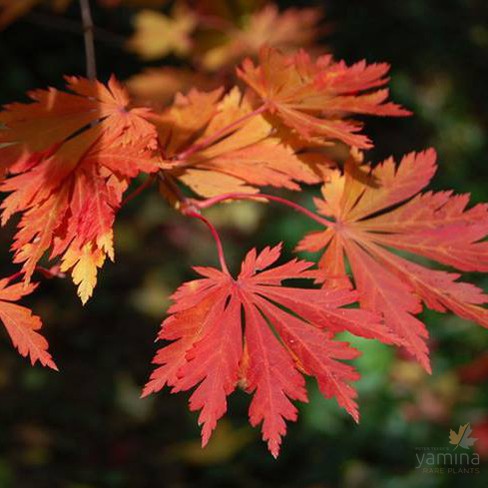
[0,0,486,461]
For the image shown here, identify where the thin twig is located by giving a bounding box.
[7,266,66,284]
[155,172,230,274]
[185,211,230,275]
[79,0,97,79]
[157,170,194,211]
[121,175,156,207]
[196,192,333,227]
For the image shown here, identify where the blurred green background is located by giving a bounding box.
[0,0,487,486]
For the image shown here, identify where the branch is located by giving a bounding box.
[120,175,156,207]
[195,192,333,227]
[185,211,230,275]
[79,0,97,79]
[7,266,66,284]
[156,172,230,274]
[157,170,193,209]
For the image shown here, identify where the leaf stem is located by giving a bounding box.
[175,104,267,162]
[157,170,191,208]
[121,175,155,207]
[6,271,24,283]
[156,172,230,274]
[79,0,97,80]
[184,210,230,275]
[195,192,332,227]
[6,266,65,284]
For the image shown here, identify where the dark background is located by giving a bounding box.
[0,0,487,486]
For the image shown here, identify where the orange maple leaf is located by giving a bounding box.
[200,5,323,71]
[143,244,383,457]
[0,77,161,302]
[297,149,488,371]
[0,75,157,175]
[237,46,411,148]
[151,87,332,198]
[0,277,56,369]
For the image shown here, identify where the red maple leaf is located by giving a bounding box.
[144,244,382,457]
[297,149,488,372]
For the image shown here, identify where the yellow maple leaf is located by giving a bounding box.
[127,5,196,60]
[61,241,106,305]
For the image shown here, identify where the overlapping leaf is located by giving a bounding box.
[144,244,383,457]
[152,87,328,197]
[200,5,322,71]
[127,2,321,71]
[297,149,488,371]
[0,6,487,463]
[0,76,161,302]
[238,46,411,148]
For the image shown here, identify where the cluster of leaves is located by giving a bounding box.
[126,0,324,105]
[0,0,487,457]
[127,1,322,65]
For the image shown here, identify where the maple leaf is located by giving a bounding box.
[127,5,196,61]
[237,46,411,148]
[449,423,478,450]
[152,87,328,198]
[144,244,383,457]
[200,5,322,71]
[0,77,161,302]
[151,87,224,157]
[297,149,488,372]
[0,75,157,175]
[0,277,56,369]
